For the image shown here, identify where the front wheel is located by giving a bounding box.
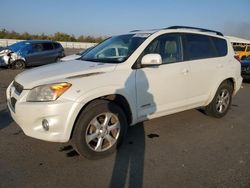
[204,81,233,118]
[72,100,127,159]
[11,60,26,69]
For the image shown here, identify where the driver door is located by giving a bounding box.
[135,34,191,120]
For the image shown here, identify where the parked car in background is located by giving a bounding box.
[7,26,242,159]
[227,36,250,60]
[241,55,250,81]
[0,40,64,69]
[61,47,94,61]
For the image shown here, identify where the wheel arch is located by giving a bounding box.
[69,93,134,141]
[205,77,235,106]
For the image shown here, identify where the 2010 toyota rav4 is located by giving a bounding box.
[7,26,242,159]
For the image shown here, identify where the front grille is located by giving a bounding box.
[10,97,17,110]
[13,81,23,95]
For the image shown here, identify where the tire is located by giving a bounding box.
[72,99,128,159]
[55,57,61,62]
[204,81,233,118]
[11,60,26,69]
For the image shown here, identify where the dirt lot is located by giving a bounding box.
[0,49,250,187]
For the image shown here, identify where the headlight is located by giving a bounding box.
[26,83,71,102]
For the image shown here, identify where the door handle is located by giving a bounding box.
[181,68,189,75]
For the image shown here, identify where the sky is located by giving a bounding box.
[0,0,250,39]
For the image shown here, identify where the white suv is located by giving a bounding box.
[7,26,242,159]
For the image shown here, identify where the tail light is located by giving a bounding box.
[234,55,241,63]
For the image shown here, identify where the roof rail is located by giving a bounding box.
[130,30,141,32]
[166,26,224,36]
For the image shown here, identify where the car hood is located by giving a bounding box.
[15,60,117,89]
[61,54,81,61]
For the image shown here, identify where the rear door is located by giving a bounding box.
[40,42,57,64]
[25,43,44,65]
[182,34,228,105]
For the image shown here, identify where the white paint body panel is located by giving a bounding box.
[7,29,242,142]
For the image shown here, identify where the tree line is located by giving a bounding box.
[0,28,105,43]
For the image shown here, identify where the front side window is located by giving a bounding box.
[82,33,150,63]
[142,34,183,64]
[184,34,216,60]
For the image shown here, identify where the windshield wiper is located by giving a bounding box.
[81,58,100,62]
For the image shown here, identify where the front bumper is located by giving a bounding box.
[0,55,9,66]
[6,84,78,143]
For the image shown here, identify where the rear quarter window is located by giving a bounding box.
[53,42,62,49]
[184,34,216,60]
[211,37,228,57]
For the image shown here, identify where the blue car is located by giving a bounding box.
[0,40,65,69]
[241,55,250,81]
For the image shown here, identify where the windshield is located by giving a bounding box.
[246,56,250,61]
[81,33,150,63]
[76,47,94,55]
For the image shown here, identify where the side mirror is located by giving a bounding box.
[141,54,162,66]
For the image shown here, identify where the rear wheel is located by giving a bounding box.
[72,100,127,159]
[204,81,233,118]
[55,57,61,62]
[11,60,26,69]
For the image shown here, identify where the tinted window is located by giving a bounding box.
[143,34,183,64]
[184,34,216,60]
[42,43,54,51]
[212,37,228,56]
[53,42,61,49]
[32,43,43,53]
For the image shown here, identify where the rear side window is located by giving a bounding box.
[211,37,228,57]
[42,42,54,51]
[184,34,216,60]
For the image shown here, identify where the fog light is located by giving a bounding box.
[42,119,49,131]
